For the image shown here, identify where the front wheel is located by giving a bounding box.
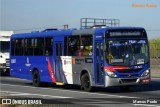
[81,73,93,92]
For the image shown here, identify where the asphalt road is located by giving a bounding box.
[0,76,160,107]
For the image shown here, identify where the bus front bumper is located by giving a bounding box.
[104,75,150,87]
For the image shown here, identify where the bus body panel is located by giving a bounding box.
[71,56,94,85]
[60,56,73,84]
[104,74,150,87]
[10,56,53,83]
[104,63,150,87]
[10,27,150,89]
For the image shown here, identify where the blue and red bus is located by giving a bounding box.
[10,18,150,91]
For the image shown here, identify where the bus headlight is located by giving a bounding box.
[0,63,6,69]
[141,69,150,77]
[105,70,117,78]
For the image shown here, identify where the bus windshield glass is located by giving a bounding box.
[106,40,149,66]
[0,41,10,52]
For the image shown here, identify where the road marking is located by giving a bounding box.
[1,83,137,98]
[1,83,160,106]
[0,90,72,98]
[53,88,138,98]
[134,104,160,107]
[10,93,31,96]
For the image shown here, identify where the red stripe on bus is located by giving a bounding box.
[48,59,56,83]
[104,66,127,72]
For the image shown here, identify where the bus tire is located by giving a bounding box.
[81,73,93,92]
[32,70,42,87]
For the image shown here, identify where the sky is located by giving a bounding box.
[0,0,160,39]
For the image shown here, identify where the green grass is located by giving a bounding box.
[149,38,160,58]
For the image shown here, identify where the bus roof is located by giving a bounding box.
[72,27,145,35]
[11,29,74,39]
[11,27,145,39]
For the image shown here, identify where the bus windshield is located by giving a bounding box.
[106,40,149,66]
[0,41,10,52]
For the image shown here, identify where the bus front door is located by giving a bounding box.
[95,41,104,84]
[54,42,64,84]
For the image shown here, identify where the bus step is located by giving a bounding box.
[56,82,64,85]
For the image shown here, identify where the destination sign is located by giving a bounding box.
[109,31,141,36]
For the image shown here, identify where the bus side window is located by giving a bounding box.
[11,39,15,56]
[45,37,53,56]
[25,38,34,56]
[19,39,24,55]
[81,35,93,56]
[15,39,19,55]
[15,39,24,56]
[64,37,68,56]
[68,36,79,56]
[34,38,44,56]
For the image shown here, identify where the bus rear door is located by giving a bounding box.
[54,41,65,85]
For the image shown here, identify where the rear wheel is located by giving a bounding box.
[33,70,42,87]
[81,73,93,92]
